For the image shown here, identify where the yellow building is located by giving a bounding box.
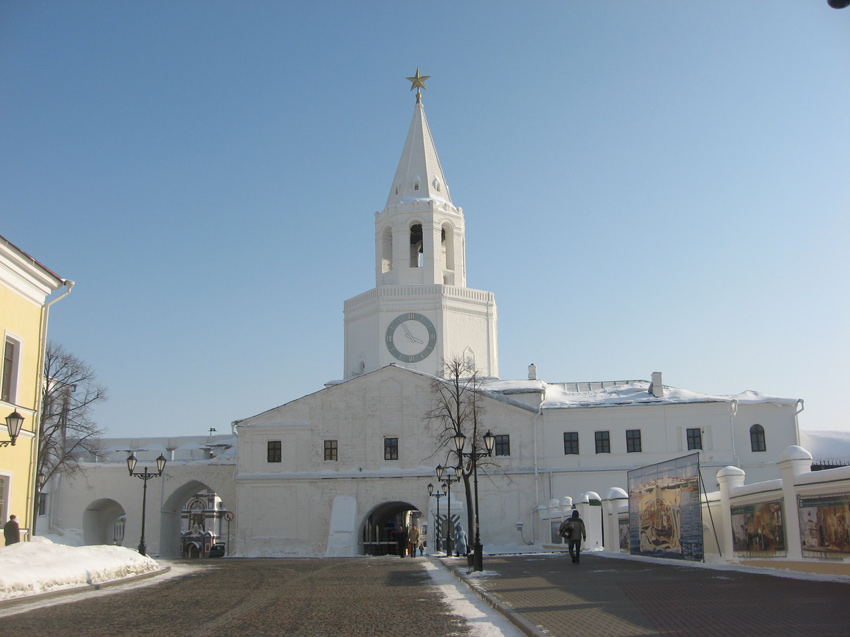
[1,234,72,541]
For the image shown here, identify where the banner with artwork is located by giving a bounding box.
[628,453,703,561]
[731,501,786,557]
[798,493,850,558]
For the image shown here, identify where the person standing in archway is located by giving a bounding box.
[4,514,20,545]
[397,525,408,558]
[407,524,420,557]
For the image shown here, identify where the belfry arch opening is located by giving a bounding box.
[381,226,393,273]
[360,501,422,555]
[409,223,423,267]
[441,224,455,279]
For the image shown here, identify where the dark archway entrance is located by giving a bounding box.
[83,498,126,545]
[361,501,421,556]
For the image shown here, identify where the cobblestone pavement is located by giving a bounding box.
[0,557,480,636]
[453,553,850,637]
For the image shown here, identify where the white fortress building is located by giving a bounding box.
[44,75,812,558]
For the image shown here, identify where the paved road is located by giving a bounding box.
[455,553,850,637]
[1,557,484,636]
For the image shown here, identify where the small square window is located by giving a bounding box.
[595,431,610,454]
[626,429,642,453]
[563,432,579,455]
[687,428,702,451]
[384,437,398,460]
[324,439,338,461]
[494,435,510,457]
[267,440,281,463]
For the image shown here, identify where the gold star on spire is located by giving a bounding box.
[406,67,430,102]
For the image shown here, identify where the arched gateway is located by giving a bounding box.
[160,479,230,558]
[83,498,125,545]
[360,501,422,556]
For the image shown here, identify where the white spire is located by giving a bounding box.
[385,100,452,208]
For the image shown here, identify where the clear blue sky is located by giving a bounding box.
[2,2,848,438]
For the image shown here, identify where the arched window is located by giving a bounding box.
[381,227,393,273]
[441,223,455,272]
[750,424,766,452]
[409,223,423,267]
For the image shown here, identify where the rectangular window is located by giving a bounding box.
[0,475,7,522]
[626,429,642,453]
[563,432,579,455]
[494,434,510,457]
[38,492,48,516]
[267,440,282,463]
[687,428,702,450]
[2,338,20,404]
[595,431,610,454]
[384,437,398,460]
[324,439,338,461]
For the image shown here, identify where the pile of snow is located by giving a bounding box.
[0,537,160,601]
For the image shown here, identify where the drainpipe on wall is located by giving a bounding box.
[794,399,805,446]
[728,399,739,467]
[532,382,545,543]
[31,279,75,536]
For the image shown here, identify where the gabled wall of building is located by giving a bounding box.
[0,235,67,539]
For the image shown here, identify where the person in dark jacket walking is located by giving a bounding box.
[559,510,587,564]
[4,514,20,546]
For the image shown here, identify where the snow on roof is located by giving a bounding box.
[800,430,850,462]
[482,378,799,410]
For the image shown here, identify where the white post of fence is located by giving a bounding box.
[777,445,813,561]
[717,466,746,559]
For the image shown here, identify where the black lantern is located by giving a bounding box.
[2,410,24,447]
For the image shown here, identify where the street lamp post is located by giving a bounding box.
[436,464,462,557]
[126,452,167,556]
[453,429,495,571]
[427,482,447,555]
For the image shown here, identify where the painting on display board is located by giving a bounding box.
[628,453,703,561]
[798,493,850,558]
[731,500,786,557]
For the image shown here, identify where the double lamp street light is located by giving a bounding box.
[452,429,495,572]
[426,481,447,556]
[435,463,461,556]
[127,452,167,556]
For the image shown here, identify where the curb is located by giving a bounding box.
[0,566,172,610]
[434,557,548,637]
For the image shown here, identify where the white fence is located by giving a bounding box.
[538,445,850,574]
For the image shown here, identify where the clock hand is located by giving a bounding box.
[401,323,424,344]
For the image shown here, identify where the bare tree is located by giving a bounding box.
[425,355,489,553]
[38,342,107,484]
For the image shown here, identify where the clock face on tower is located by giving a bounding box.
[385,313,437,363]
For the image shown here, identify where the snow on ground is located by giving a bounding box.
[422,558,522,637]
[0,536,161,601]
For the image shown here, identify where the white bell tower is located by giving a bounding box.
[343,71,498,380]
